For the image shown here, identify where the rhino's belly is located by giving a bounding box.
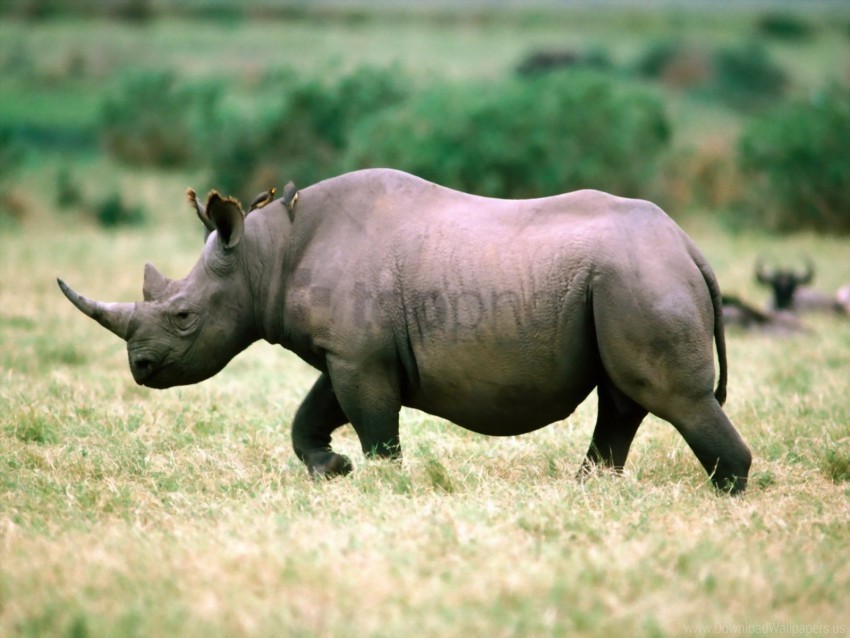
[411,390,592,436]
[405,345,600,436]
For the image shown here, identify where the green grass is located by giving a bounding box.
[2,8,850,638]
[3,169,850,638]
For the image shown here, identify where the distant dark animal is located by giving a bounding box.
[755,258,844,314]
[721,294,805,334]
[58,169,751,493]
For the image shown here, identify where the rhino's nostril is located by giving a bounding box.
[131,355,155,379]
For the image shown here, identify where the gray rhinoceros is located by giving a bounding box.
[59,169,752,492]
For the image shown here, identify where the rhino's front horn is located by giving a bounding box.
[57,278,135,341]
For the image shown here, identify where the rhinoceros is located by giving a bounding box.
[58,169,752,492]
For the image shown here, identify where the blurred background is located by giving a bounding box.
[1,0,849,235]
[2,9,849,635]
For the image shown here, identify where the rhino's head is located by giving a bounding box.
[58,192,257,389]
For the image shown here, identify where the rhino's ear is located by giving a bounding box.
[143,262,172,302]
[187,187,215,243]
[206,191,245,250]
[187,188,214,232]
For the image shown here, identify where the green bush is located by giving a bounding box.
[709,43,787,111]
[738,86,850,233]
[516,47,614,76]
[345,70,670,200]
[100,71,221,168]
[55,168,84,209]
[94,192,146,228]
[0,128,26,223]
[634,39,688,79]
[210,67,410,198]
[108,0,153,22]
[756,12,814,40]
[308,66,411,150]
[635,39,786,110]
[0,128,24,198]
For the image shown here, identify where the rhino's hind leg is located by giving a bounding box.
[592,277,751,493]
[291,373,353,478]
[579,376,648,477]
[606,371,751,494]
[665,398,751,494]
[610,375,751,494]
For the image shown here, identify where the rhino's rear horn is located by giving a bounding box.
[57,278,134,341]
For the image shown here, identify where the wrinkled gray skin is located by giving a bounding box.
[59,169,752,493]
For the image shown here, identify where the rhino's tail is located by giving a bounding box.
[693,249,728,406]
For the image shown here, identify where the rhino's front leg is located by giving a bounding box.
[327,356,403,460]
[291,373,353,478]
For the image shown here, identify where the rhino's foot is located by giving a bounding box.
[575,461,623,483]
[713,474,748,496]
[306,451,354,479]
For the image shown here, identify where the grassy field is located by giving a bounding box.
[2,7,850,638]
[2,221,849,636]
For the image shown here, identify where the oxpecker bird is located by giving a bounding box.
[249,187,276,212]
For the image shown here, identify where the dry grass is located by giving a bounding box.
[2,196,850,637]
[2,10,849,637]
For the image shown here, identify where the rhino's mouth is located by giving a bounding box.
[129,351,164,386]
[128,351,211,389]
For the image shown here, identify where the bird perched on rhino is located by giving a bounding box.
[249,187,276,212]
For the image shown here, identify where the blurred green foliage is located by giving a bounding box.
[346,70,669,199]
[2,8,849,234]
[210,67,410,196]
[739,86,850,233]
[0,129,25,196]
[77,56,850,232]
[756,12,815,41]
[635,39,786,111]
[102,67,667,201]
[709,43,787,111]
[515,48,614,76]
[95,191,147,227]
[0,128,26,223]
[634,39,689,80]
[100,72,221,168]
[55,168,84,209]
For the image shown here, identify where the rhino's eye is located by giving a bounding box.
[171,308,197,331]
